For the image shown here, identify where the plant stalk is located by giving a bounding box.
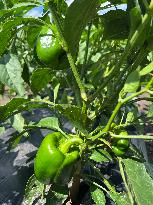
[48,2,87,102]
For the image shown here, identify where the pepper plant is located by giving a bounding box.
[0,0,153,204]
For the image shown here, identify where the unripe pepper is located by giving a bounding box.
[112,146,126,156]
[111,130,129,156]
[36,26,69,69]
[34,132,83,185]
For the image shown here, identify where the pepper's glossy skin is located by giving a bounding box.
[34,132,82,185]
[36,26,64,68]
[112,146,126,156]
[111,130,129,156]
[117,131,129,149]
[117,138,129,149]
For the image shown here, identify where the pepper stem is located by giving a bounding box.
[60,137,83,154]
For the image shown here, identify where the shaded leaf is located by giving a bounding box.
[27,26,42,48]
[6,132,25,150]
[46,184,68,205]
[0,17,44,56]
[30,68,54,93]
[22,62,30,85]
[102,10,129,40]
[64,0,99,58]
[126,107,138,123]
[55,104,88,135]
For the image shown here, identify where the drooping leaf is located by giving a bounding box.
[123,70,140,93]
[140,61,153,76]
[63,0,99,59]
[6,131,26,150]
[55,104,88,135]
[33,117,66,136]
[90,149,112,163]
[0,98,50,121]
[30,68,54,94]
[123,158,153,205]
[0,54,25,96]
[0,98,29,121]
[46,184,68,205]
[11,113,27,135]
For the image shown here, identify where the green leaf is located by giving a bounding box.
[0,126,5,134]
[123,158,153,205]
[0,98,29,121]
[11,113,28,136]
[108,191,130,205]
[24,174,45,205]
[46,184,68,205]
[63,0,99,58]
[55,104,88,135]
[22,62,30,85]
[140,61,153,76]
[0,2,4,10]
[147,103,153,117]
[0,2,39,16]
[0,54,25,96]
[123,70,140,93]
[54,83,60,103]
[102,10,129,40]
[109,0,125,4]
[6,132,25,150]
[0,17,44,56]
[0,98,50,121]
[129,7,142,38]
[126,107,138,123]
[30,68,54,94]
[35,117,64,133]
[91,186,106,205]
[27,26,42,48]
[90,149,112,163]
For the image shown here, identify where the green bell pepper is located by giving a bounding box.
[111,130,130,156]
[34,132,83,185]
